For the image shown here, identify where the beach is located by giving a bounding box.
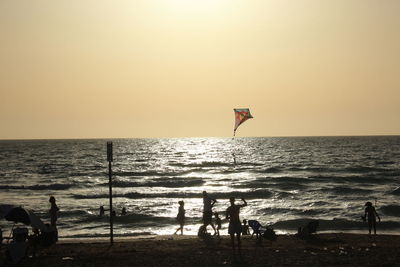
[1,137,399,266]
[4,233,400,266]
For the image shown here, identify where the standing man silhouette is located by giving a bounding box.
[226,197,247,253]
[364,201,381,235]
[202,191,217,235]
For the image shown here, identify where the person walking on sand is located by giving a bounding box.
[49,196,59,227]
[226,197,247,253]
[202,191,217,235]
[174,201,185,235]
[364,201,381,235]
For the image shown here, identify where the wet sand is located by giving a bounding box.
[3,233,400,266]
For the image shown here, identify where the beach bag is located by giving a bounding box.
[297,220,319,239]
[197,225,210,239]
[307,220,319,234]
[263,227,277,241]
[40,230,57,247]
[197,225,206,238]
[13,227,28,242]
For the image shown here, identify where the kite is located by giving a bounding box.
[233,108,253,136]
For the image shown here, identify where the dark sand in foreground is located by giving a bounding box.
[3,233,400,266]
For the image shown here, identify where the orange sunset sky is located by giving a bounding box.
[1,0,399,139]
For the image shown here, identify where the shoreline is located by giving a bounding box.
[3,233,400,266]
[55,228,400,243]
[57,230,400,243]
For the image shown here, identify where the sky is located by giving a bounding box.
[1,0,399,139]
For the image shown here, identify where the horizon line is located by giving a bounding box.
[1,134,399,141]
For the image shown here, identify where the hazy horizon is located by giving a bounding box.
[1,134,400,142]
[1,0,399,139]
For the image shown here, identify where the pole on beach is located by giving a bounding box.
[107,141,114,245]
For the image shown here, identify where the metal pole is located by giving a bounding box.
[107,142,114,245]
[109,160,113,245]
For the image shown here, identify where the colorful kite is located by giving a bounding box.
[233,108,253,136]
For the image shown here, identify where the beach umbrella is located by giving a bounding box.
[0,205,46,231]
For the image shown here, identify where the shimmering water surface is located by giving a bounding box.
[1,137,399,238]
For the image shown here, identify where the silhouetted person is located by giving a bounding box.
[364,201,381,235]
[174,201,185,235]
[27,227,40,256]
[226,197,247,253]
[99,206,105,216]
[202,191,217,235]
[214,212,222,237]
[242,219,250,235]
[111,210,116,217]
[121,207,127,216]
[49,196,59,227]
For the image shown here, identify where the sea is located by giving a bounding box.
[1,136,399,239]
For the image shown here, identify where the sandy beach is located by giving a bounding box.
[2,233,400,266]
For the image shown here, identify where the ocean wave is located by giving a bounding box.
[269,177,314,184]
[384,171,400,177]
[271,218,400,230]
[70,168,104,177]
[376,161,396,165]
[287,167,328,172]
[78,213,174,224]
[0,183,74,190]
[113,170,193,178]
[255,167,283,174]
[389,187,400,195]
[284,166,398,176]
[344,166,396,173]
[235,181,307,191]
[275,191,295,198]
[306,174,396,184]
[379,205,400,217]
[72,189,274,200]
[269,183,308,191]
[37,163,74,174]
[318,187,373,195]
[259,207,325,216]
[309,201,330,206]
[75,213,204,225]
[169,161,231,168]
[233,182,266,189]
[108,178,204,188]
[60,209,92,218]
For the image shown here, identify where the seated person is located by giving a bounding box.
[242,219,250,235]
[27,228,41,257]
[297,220,319,238]
[39,224,58,247]
[6,242,28,264]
